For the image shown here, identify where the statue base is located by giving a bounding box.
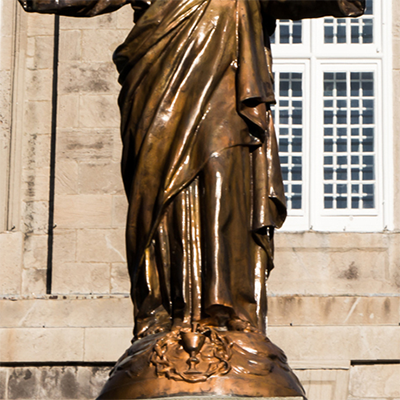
[99,398,303,400]
[97,329,306,399]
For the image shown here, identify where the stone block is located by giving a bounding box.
[22,234,48,270]
[393,69,400,112]
[393,39,400,69]
[84,327,133,361]
[294,369,349,400]
[81,30,128,62]
[62,297,132,328]
[0,70,11,113]
[290,360,350,370]
[27,13,54,36]
[8,368,39,399]
[36,366,69,399]
[57,94,80,129]
[116,6,134,29]
[56,128,114,160]
[348,364,400,399]
[23,133,51,171]
[22,167,51,201]
[112,128,124,161]
[0,232,23,295]
[267,326,400,363]
[112,195,128,227]
[59,29,82,62]
[26,36,36,59]
[392,79,400,231]
[0,367,7,399]
[270,245,394,295]
[268,296,400,326]
[326,232,387,249]
[22,200,49,234]
[52,262,110,294]
[75,367,111,399]
[53,229,77,263]
[111,263,130,293]
[275,231,388,250]
[0,366,110,400]
[387,233,400,290]
[78,162,124,195]
[1,0,15,37]
[33,35,54,70]
[60,11,119,30]
[54,194,112,228]
[0,33,13,70]
[21,268,47,295]
[0,327,84,362]
[0,297,133,328]
[58,61,119,94]
[77,228,126,263]
[79,95,120,128]
[394,1,400,38]
[24,100,52,134]
[55,159,79,195]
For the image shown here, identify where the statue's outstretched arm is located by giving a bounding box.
[17,0,135,17]
[264,0,365,20]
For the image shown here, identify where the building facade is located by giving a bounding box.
[0,1,399,399]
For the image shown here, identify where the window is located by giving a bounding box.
[271,20,303,45]
[272,67,307,215]
[323,0,374,45]
[271,0,392,231]
[322,71,376,212]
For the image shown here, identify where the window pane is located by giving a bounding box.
[322,71,376,211]
[271,20,303,45]
[273,72,304,211]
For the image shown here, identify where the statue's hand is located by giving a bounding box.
[342,0,366,13]
[17,0,33,12]
[347,0,365,10]
[339,0,365,17]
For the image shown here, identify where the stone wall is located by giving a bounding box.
[0,1,399,400]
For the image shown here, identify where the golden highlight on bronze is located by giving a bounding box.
[18,1,365,399]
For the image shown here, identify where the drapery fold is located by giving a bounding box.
[20,0,365,334]
[114,0,286,279]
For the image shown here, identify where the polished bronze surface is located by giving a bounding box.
[98,328,306,399]
[19,1,365,399]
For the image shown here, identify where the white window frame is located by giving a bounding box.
[273,61,310,231]
[311,61,382,232]
[272,0,393,232]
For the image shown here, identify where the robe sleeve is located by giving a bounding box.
[264,0,365,20]
[17,0,141,17]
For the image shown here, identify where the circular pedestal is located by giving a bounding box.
[97,330,306,399]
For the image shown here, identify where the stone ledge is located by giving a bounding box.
[0,327,132,362]
[268,325,400,362]
[0,363,306,400]
[1,325,399,364]
[291,360,351,370]
[1,295,398,328]
[0,365,110,400]
[268,295,400,325]
[1,364,399,400]
[0,297,133,328]
[0,294,130,300]
[274,230,400,249]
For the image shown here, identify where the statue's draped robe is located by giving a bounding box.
[25,0,365,336]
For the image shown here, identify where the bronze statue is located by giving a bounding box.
[18,1,365,399]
